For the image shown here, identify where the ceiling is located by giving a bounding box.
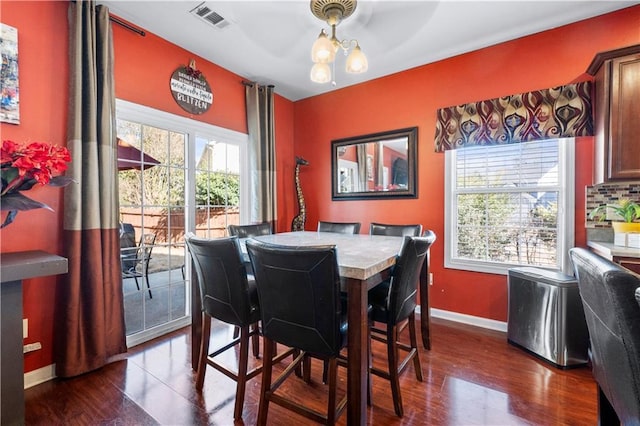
[98,0,638,101]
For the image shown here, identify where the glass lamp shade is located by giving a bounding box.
[345,45,368,74]
[311,30,336,63]
[310,62,331,83]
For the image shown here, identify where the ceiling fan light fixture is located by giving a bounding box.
[309,0,366,84]
[311,29,336,63]
[345,43,367,73]
[310,62,332,83]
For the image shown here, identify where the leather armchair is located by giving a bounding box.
[569,247,640,425]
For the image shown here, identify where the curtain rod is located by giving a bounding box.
[242,81,275,89]
[109,15,145,37]
[69,2,145,36]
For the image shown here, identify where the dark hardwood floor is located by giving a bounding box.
[25,317,598,425]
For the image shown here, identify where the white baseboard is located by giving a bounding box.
[24,363,56,389]
[417,306,508,333]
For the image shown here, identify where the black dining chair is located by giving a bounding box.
[185,234,293,420]
[246,239,348,426]
[228,222,272,238]
[369,222,423,237]
[368,222,423,337]
[569,247,640,425]
[368,231,436,417]
[317,220,361,234]
[227,222,273,276]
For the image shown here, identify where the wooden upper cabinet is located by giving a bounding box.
[587,45,640,183]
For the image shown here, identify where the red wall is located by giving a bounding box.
[293,6,640,322]
[1,0,70,374]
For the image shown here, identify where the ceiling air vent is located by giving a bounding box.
[189,2,231,29]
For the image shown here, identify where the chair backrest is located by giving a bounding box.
[138,233,156,263]
[369,222,423,237]
[120,223,137,270]
[569,247,640,423]
[387,231,436,324]
[317,221,361,234]
[228,223,272,238]
[120,223,136,248]
[246,239,345,357]
[185,233,257,326]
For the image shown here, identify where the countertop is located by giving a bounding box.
[587,241,640,259]
[1,250,68,282]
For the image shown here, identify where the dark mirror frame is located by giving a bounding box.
[331,126,418,201]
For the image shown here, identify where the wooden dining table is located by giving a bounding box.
[190,231,432,425]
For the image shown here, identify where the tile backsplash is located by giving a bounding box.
[585,182,640,229]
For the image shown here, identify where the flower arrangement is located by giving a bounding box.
[1,139,73,228]
[589,198,640,223]
[183,59,203,80]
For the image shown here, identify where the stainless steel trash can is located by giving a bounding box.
[507,267,589,368]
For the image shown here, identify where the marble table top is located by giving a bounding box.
[246,231,405,281]
[587,240,640,259]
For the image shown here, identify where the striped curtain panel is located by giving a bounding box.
[434,81,593,151]
[56,0,126,378]
[245,83,277,230]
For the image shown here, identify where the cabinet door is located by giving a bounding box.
[617,257,640,275]
[609,53,640,180]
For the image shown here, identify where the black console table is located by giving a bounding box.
[1,251,67,425]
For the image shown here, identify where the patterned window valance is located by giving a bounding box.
[434,81,593,152]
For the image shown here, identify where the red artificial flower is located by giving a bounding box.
[1,139,73,228]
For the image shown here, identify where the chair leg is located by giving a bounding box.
[292,348,302,377]
[597,385,619,425]
[196,313,211,390]
[367,324,373,406]
[144,263,153,298]
[258,338,275,426]
[234,325,250,420]
[251,323,260,358]
[132,275,141,292]
[387,324,404,417]
[302,353,311,383]
[408,312,423,381]
[145,274,153,299]
[326,357,338,425]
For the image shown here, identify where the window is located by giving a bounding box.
[444,138,574,275]
[194,137,242,238]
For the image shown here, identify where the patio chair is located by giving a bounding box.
[121,232,156,298]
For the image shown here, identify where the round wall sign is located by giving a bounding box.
[169,63,213,115]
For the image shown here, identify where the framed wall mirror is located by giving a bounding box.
[331,126,418,200]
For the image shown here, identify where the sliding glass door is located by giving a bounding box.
[116,100,248,347]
